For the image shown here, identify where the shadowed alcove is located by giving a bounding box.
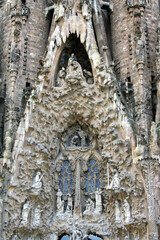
[54,34,93,86]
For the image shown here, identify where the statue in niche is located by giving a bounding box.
[115,200,122,223]
[123,199,131,223]
[70,134,81,147]
[56,67,66,87]
[66,193,73,215]
[83,198,94,216]
[32,205,42,227]
[83,69,94,84]
[95,188,102,215]
[56,189,64,215]
[21,201,31,226]
[107,172,121,190]
[31,171,43,195]
[66,53,85,84]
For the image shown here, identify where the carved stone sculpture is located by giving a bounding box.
[66,54,85,84]
[56,189,64,215]
[95,188,102,215]
[83,198,94,216]
[66,193,73,215]
[123,199,131,224]
[83,69,94,84]
[115,200,122,223]
[31,171,43,195]
[32,205,42,227]
[56,67,66,87]
[71,226,82,240]
[21,201,31,226]
[107,172,121,190]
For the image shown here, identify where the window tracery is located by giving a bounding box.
[84,159,101,194]
[58,160,74,194]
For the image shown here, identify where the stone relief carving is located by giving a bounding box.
[31,171,43,195]
[70,226,82,240]
[107,172,121,190]
[83,198,94,216]
[66,193,73,215]
[32,205,42,227]
[55,54,94,87]
[21,201,31,226]
[56,189,64,215]
[56,67,66,87]
[115,200,122,223]
[61,124,91,150]
[95,188,102,215]
[123,199,132,223]
[65,54,85,84]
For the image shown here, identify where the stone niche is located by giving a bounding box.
[54,34,94,87]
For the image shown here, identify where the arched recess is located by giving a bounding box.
[54,34,94,86]
[49,34,94,87]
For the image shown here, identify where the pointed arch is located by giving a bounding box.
[53,34,94,86]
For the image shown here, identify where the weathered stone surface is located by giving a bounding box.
[0,0,160,239]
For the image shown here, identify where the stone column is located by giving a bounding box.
[74,156,82,219]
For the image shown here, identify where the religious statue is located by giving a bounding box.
[56,67,66,87]
[21,201,31,226]
[31,171,43,195]
[56,189,64,215]
[66,193,73,215]
[115,200,122,223]
[123,199,131,223]
[71,135,80,147]
[83,69,94,84]
[107,172,121,190]
[95,188,102,215]
[66,53,85,84]
[83,198,94,216]
[32,205,42,227]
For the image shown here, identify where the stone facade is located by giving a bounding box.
[0,0,160,239]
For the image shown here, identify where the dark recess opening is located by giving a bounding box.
[55,34,93,86]
[21,0,26,4]
[151,76,157,122]
[101,7,113,58]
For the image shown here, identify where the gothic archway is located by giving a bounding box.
[54,34,94,86]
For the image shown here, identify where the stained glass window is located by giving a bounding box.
[84,159,101,193]
[58,160,73,194]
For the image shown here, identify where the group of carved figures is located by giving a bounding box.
[56,54,94,87]
[21,172,43,226]
[21,170,131,226]
[56,188,103,216]
[115,199,132,224]
[108,172,132,224]
[21,202,42,227]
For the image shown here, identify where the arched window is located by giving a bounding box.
[58,160,74,194]
[84,159,101,193]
